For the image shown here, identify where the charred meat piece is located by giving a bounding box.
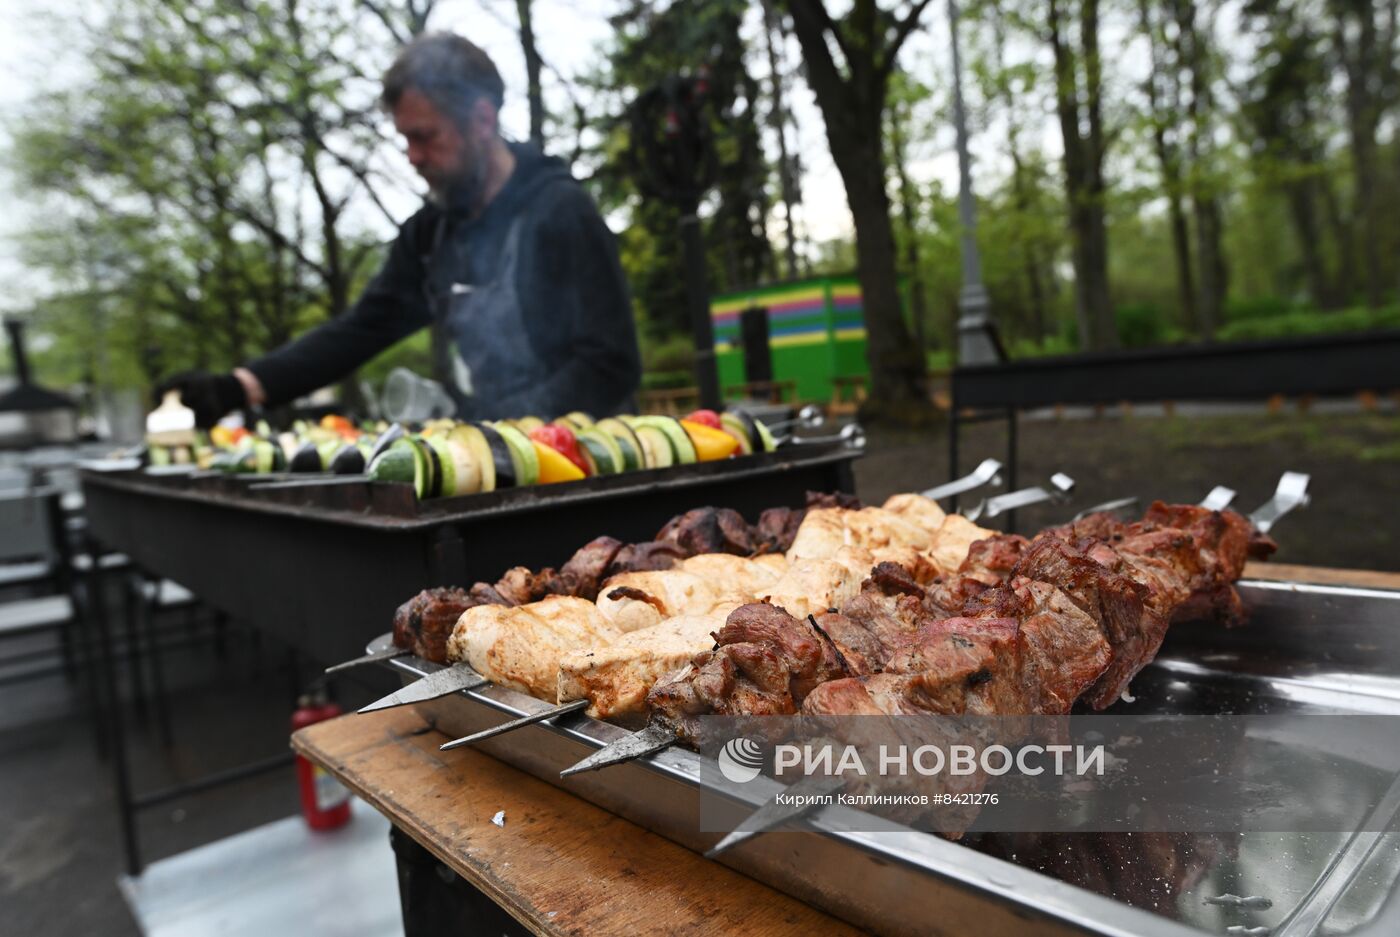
[391,587,476,663]
[964,578,1112,715]
[752,505,805,554]
[805,490,862,510]
[605,540,687,575]
[655,507,754,556]
[552,536,625,600]
[647,602,855,742]
[1015,538,1166,710]
[805,616,1023,716]
[959,533,1031,585]
[1139,502,1256,579]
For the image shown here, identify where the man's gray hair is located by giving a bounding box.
[382,33,505,127]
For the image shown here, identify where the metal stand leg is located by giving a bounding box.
[141,582,174,748]
[89,536,142,876]
[213,610,228,660]
[1005,407,1019,533]
[73,576,108,762]
[948,409,960,514]
[123,573,149,724]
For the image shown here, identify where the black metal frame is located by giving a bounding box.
[84,545,296,876]
[82,446,859,666]
[950,330,1400,531]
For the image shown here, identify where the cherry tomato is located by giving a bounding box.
[529,424,589,475]
[684,408,723,430]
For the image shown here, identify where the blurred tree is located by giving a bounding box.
[1042,0,1116,350]
[595,0,772,339]
[783,0,936,420]
[760,0,805,279]
[1240,0,1351,310]
[1330,0,1397,310]
[12,0,421,396]
[970,0,1060,345]
[515,0,548,148]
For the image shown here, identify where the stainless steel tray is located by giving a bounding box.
[374,578,1400,936]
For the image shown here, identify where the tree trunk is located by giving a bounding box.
[1338,0,1383,308]
[1172,0,1223,338]
[1139,0,1197,333]
[843,140,928,412]
[1048,0,1114,350]
[888,97,929,356]
[1286,178,1335,310]
[516,0,546,149]
[785,1,929,419]
[762,0,802,280]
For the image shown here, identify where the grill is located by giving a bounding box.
[79,442,859,665]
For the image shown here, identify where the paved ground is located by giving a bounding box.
[1,605,394,937]
[3,408,1395,935]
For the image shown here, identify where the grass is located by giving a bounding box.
[1144,412,1400,462]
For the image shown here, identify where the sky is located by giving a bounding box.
[0,0,1042,317]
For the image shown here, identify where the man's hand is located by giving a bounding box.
[154,371,247,429]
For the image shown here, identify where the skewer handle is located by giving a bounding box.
[1248,471,1310,534]
[969,472,1075,521]
[1198,486,1237,511]
[921,458,1003,502]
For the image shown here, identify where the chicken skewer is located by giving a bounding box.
[333,453,1012,675]
[429,505,1000,744]
[365,495,996,730]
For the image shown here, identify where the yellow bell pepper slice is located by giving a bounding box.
[531,440,586,483]
[680,419,741,461]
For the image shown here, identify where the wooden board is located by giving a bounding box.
[292,708,862,937]
[1244,562,1400,591]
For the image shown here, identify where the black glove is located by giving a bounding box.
[155,371,247,429]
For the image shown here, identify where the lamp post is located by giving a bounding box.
[948,0,1003,366]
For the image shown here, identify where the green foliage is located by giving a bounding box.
[1216,305,1400,341]
[1114,303,1169,348]
[9,0,406,391]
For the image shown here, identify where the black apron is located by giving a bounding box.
[425,212,553,420]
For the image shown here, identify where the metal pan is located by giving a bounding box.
[379,577,1400,937]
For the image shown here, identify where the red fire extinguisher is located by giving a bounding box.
[292,689,352,830]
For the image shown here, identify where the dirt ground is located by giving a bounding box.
[851,410,1400,572]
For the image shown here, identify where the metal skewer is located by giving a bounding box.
[760,404,825,435]
[1248,471,1310,534]
[559,724,679,777]
[325,646,408,675]
[705,776,846,858]
[965,472,1075,522]
[774,421,865,449]
[1199,486,1237,511]
[440,699,590,751]
[358,665,490,713]
[1071,496,1139,522]
[921,458,1002,502]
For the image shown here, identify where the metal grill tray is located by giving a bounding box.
[377,578,1400,937]
[83,443,858,529]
